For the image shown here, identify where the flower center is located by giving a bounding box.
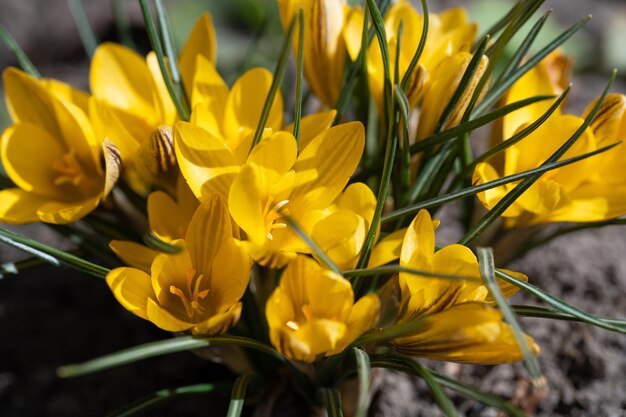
[169,268,210,319]
[52,150,85,187]
[263,198,290,240]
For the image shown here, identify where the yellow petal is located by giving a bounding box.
[146,297,193,332]
[209,238,251,309]
[311,210,366,270]
[41,77,90,113]
[292,319,347,362]
[188,56,228,124]
[228,164,266,244]
[284,110,337,150]
[329,293,380,355]
[106,267,155,320]
[109,240,159,273]
[192,302,242,336]
[148,191,188,241]
[368,228,407,268]
[151,248,193,305]
[185,194,234,276]
[400,210,435,268]
[343,7,364,62]
[337,182,376,224]
[36,197,101,224]
[90,43,158,125]
[290,121,365,216]
[1,124,66,198]
[174,121,239,201]
[223,67,283,146]
[248,131,298,177]
[179,13,217,93]
[472,162,524,217]
[0,188,48,224]
[146,52,177,124]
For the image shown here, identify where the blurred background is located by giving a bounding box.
[0,1,624,416]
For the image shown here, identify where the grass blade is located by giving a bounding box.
[318,388,344,417]
[477,248,543,386]
[512,305,626,329]
[496,269,626,334]
[106,382,229,417]
[0,226,110,279]
[226,374,254,417]
[138,0,189,121]
[353,348,371,417]
[249,15,296,152]
[0,25,40,78]
[293,9,305,144]
[67,0,99,58]
[344,265,473,281]
[400,0,428,91]
[153,0,180,83]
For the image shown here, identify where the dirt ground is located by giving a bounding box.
[0,1,624,416]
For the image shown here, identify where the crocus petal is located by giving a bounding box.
[223,67,283,146]
[293,319,347,362]
[329,293,380,355]
[368,228,407,268]
[36,197,101,224]
[1,124,66,198]
[146,297,193,332]
[209,238,251,309]
[400,210,435,268]
[90,43,158,125]
[151,248,193,306]
[0,189,48,224]
[106,267,155,320]
[311,210,366,270]
[189,55,228,126]
[146,52,177,125]
[290,121,365,216]
[229,164,266,244]
[148,191,189,242]
[179,13,217,93]
[192,303,242,336]
[472,162,524,217]
[109,240,159,273]
[40,77,90,113]
[175,121,239,201]
[247,132,298,178]
[284,110,337,150]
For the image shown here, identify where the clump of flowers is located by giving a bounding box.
[1,0,625,416]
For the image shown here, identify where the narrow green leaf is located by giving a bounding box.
[383,141,619,223]
[318,388,344,417]
[459,72,616,246]
[477,14,591,114]
[355,315,427,346]
[57,335,294,378]
[106,382,229,417]
[477,0,541,44]
[0,226,110,279]
[0,25,40,78]
[67,0,99,58]
[143,232,182,254]
[344,265,473,281]
[400,0,428,91]
[0,255,49,279]
[496,10,552,86]
[284,216,342,275]
[354,0,396,277]
[138,0,189,121]
[477,248,543,383]
[353,348,371,417]
[153,0,181,83]
[395,86,411,205]
[512,305,626,329]
[496,269,626,334]
[226,374,254,417]
[249,15,296,152]
[293,9,305,144]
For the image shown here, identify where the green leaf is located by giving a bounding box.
[106,382,230,417]
[67,0,99,58]
[344,265,473,281]
[512,305,626,330]
[138,0,190,121]
[318,388,344,417]
[293,9,305,144]
[394,86,411,205]
[0,25,40,78]
[496,269,626,334]
[249,14,296,152]
[477,14,590,114]
[153,0,181,83]
[112,0,137,49]
[0,226,110,279]
[400,0,428,91]
[353,348,371,417]
[226,374,254,417]
[382,141,619,223]
[477,248,543,383]
[143,232,183,254]
[459,71,616,246]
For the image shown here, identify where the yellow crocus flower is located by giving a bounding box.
[89,13,216,195]
[344,2,477,111]
[277,0,349,107]
[474,52,626,225]
[0,68,118,224]
[228,123,365,268]
[109,176,200,272]
[106,195,251,335]
[392,210,539,364]
[265,256,380,362]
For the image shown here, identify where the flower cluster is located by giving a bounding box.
[1,0,624,414]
